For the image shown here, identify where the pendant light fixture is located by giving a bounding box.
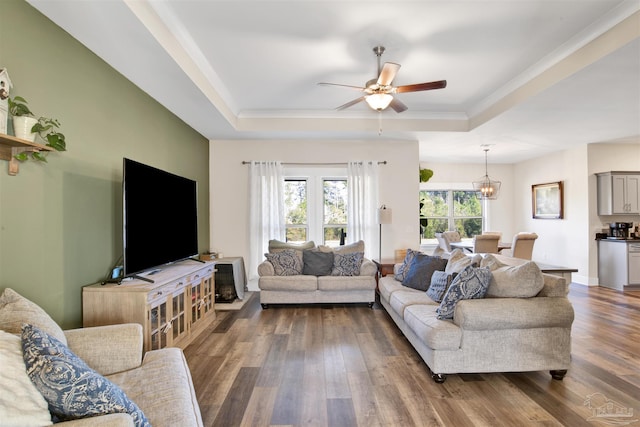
[472,146,501,200]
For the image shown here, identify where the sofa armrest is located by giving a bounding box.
[454,297,574,331]
[360,259,377,277]
[64,323,143,376]
[257,260,275,277]
[55,413,134,427]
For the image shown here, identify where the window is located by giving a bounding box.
[284,170,347,246]
[323,179,347,246]
[284,179,308,242]
[420,190,483,244]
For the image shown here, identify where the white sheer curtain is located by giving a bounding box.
[248,161,285,280]
[347,161,380,260]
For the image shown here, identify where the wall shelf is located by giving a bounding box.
[0,133,53,175]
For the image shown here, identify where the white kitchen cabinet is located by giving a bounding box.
[596,172,640,215]
[598,240,640,290]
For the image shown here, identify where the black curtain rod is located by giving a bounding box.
[241,161,387,166]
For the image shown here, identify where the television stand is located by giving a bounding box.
[83,262,216,352]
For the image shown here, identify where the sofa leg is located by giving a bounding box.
[550,370,567,380]
[368,302,374,308]
[431,373,447,383]
[261,303,268,309]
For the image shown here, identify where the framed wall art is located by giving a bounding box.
[532,181,563,219]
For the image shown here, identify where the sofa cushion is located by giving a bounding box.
[0,330,52,427]
[394,248,418,282]
[401,253,447,291]
[331,252,363,276]
[21,324,150,427]
[258,275,318,291]
[265,249,303,276]
[403,304,462,351]
[378,276,405,302]
[331,240,365,255]
[317,276,376,291]
[302,249,334,276]
[426,271,457,303]
[436,265,491,319]
[486,261,544,298]
[0,288,67,345]
[389,289,435,317]
[445,250,482,274]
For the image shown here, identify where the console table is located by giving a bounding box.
[83,260,215,352]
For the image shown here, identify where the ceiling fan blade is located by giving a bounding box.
[318,82,366,91]
[395,80,447,93]
[377,62,401,86]
[336,97,365,110]
[389,98,408,113]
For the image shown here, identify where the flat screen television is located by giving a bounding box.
[123,158,198,278]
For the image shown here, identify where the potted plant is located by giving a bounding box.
[420,168,433,183]
[7,96,66,162]
[7,96,37,142]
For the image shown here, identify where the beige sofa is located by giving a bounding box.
[379,251,574,383]
[0,288,202,427]
[258,240,377,308]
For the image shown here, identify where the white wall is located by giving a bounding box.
[209,139,419,288]
[513,146,590,284]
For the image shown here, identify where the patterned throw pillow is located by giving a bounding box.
[302,249,334,276]
[394,248,418,282]
[331,252,364,276]
[265,249,303,276]
[401,253,447,291]
[21,324,150,427]
[426,271,457,303]
[436,265,492,319]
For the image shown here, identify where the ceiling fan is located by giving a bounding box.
[318,46,447,113]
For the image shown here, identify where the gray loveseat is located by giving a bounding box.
[379,250,574,383]
[258,240,377,308]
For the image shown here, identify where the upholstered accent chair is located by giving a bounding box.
[472,234,500,253]
[503,232,539,260]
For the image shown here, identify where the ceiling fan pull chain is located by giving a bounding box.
[378,111,383,136]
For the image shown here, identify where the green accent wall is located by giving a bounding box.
[0,0,210,329]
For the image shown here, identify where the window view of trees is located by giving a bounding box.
[420,190,483,243]
[284,180,307,242]
[323,179,347,246]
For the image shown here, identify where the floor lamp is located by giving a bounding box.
[377,205,392,261]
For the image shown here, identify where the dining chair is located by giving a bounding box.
[504,232,539,260]
[472,234,500,253]
[482,231,503,241]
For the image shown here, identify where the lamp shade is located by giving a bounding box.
[365,93,393,111]
[377,206,392,224]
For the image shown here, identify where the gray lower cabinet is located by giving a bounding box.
[598,240,640,290]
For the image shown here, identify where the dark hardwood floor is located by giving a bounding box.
[184,285,640,426]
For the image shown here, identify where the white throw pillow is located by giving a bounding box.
[0,330,52,426]
[486,261,544,298]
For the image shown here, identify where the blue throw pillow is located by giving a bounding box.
[394,248,418,282]
[331,252,363,276]
[265,249,303,275]
[401,253,447,291]
[426,270,457,303]
[21,324,150,427]
[436,265,492,319]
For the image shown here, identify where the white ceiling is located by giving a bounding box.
[28,0,640,164]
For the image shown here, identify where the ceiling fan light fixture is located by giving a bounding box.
[365,93,393,111]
